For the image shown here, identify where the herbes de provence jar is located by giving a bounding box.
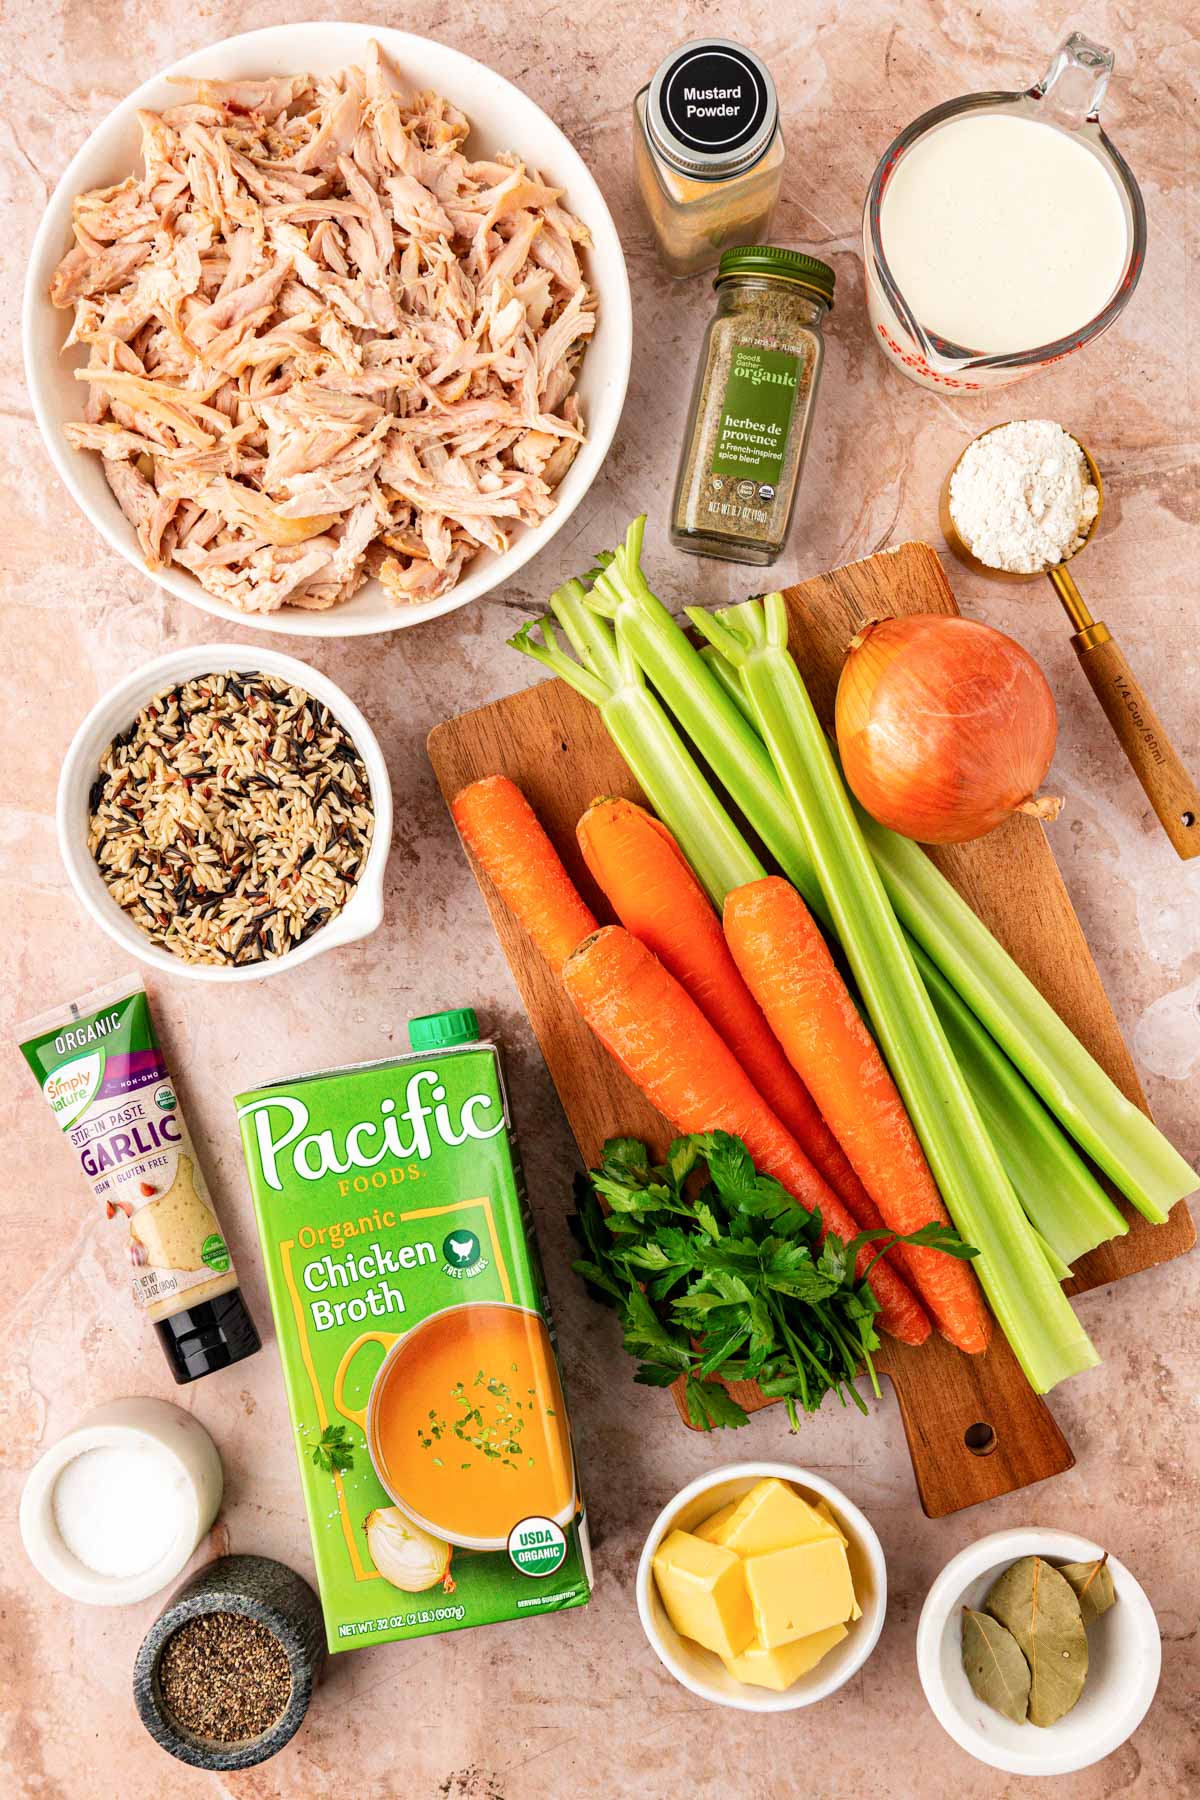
[671,247,835,565]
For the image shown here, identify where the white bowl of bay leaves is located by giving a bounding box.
[917,1528,1161,1776]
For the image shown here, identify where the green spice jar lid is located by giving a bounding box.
[715,246,836,306]
[409,1007,479,1050]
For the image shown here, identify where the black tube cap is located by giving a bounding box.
[154,1287,262,1384]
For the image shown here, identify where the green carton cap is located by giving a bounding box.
[408,1008,479,1051]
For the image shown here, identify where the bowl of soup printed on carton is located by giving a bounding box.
[637,1462,886,1712]
[235,1010,591,1652]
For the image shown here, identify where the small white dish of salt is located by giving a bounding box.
[20,1397,222,1605]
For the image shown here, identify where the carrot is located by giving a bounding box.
[562,925,931,1346]
[452,775,596,972]
[576,796,895,1240]
[724,878,991,1355]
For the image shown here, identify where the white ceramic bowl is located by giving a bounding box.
[57,644,392,982]
[23,23,632,636]
[636,1461,887,1713]
[917,1527,1161,1776]
[20,1398,222,1606]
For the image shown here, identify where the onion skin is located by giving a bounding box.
[835,614,1062,844]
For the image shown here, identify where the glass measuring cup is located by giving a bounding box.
[863,33,1146,391]
[940,426,1200,860]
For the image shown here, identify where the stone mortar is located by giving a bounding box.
[132,1553,326,1771]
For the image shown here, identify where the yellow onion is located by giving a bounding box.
[835,614,1062,844]
[364,1507,455,1593]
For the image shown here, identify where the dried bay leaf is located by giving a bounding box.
[1059,1554,1116,1624]
[962,1607,1031,1723]
[984,1556,1088,1727]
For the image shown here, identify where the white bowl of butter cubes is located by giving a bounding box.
[636,1463,886,1712]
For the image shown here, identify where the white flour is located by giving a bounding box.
[948,419,1100,574]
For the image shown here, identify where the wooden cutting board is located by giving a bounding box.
[428,541,1195,1517]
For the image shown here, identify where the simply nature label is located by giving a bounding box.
[237,1042,590,1654]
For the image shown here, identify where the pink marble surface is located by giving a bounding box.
[2,3,1197,1796]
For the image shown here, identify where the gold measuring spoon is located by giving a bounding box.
[940,427,1200,860]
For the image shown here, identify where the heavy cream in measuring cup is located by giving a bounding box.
[879,114,1129,355]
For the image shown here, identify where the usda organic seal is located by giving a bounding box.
[508,1516,567,1577]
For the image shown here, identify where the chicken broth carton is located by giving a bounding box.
[236,1009,591,1653]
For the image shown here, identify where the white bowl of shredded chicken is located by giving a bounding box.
[24,25,631,634]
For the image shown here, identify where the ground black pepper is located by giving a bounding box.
[158,1611,291,1744]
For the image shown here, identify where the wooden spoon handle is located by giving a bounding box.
[1071,624,1200,860]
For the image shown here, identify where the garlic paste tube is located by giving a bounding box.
[18,973,259,1383]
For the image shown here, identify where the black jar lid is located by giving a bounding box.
[646,38,779,181]
[154,1286,261,1384]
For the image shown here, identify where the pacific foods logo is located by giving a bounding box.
[238,1069,506,1193]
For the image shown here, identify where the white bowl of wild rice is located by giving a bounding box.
[57,647,391,981]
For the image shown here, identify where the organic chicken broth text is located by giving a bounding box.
[236,1040,590,1653]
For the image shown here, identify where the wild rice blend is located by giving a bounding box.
[88,673,373,966]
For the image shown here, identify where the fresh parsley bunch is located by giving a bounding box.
[571,1131,977,1430]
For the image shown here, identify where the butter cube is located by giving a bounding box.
[743,1537,855,1648]
[692,1501,738,1543]
[652,1530,755,1659]
[711,1477,840,1556]
[812,1499,861,1617]
[814,1498,848,1545]
[721,1622,848,1691]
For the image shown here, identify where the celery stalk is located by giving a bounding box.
[699,645,755,720]
[588,519,807,880]
[511,583,760,903]
[590,518,1189,1227]
[929,965,1127,1265]
[1030,1229,1073,1284]
[853,812,1191,1222]
[689,594,1097,1393]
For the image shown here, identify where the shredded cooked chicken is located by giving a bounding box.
[49,42,595,612]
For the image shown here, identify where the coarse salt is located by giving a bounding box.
[53,1442,185,1578]
[948,419,1100,574]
